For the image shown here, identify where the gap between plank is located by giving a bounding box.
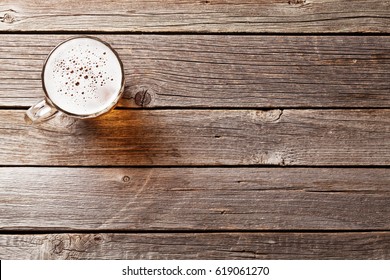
[1,229,389,235]
[1,107,390,110]
[0,31,389,36]
[0,165,389,169]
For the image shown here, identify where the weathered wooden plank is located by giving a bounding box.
[1,35,389,108]
[1,0,389,33]
[0,168,389,230]
[0,110,389,166]
[1,232,389,259]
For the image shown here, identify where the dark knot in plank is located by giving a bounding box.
[122,176,130,183]
[134,89,151,107]
[288,0,306,5]
[1,12,15,23]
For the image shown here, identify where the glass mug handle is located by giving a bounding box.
[24,99,59,124]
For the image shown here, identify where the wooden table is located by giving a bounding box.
[0,0,389,259]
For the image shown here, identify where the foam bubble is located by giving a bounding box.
[43,37,123,116]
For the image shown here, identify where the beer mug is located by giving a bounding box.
[25,36,125,123]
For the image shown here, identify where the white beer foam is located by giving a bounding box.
[43,37,123,116]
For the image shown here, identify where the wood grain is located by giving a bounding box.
[1,35,389,108]
[1,0,388,262]
[1,0,389,33]
[0,167,389,230]
[1,232,389,259]
[0,109,389,166]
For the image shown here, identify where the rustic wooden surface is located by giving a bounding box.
[1,232,389,260]
[0,167,389,230]
[0,110,389,166]
[1,0,389,33]
[0,0,389,260]
[1,35,389,108]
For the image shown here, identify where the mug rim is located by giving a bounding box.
[41,35,125,118]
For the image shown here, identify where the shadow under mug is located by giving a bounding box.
[25,36,125,124]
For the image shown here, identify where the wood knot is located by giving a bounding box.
[93,235,102,242]
[288,0,306,5]
[249,109,283,123]
[122,176,130,183]
[134,89,152,107]
[248,152,287,165]
[1,12,15,23]
[52,239,64,254]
